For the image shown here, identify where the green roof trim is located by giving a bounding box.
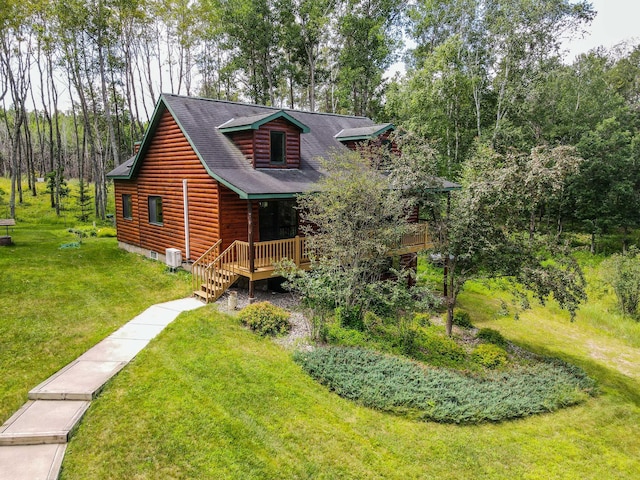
[218,110,310,134]
[335,123,395,142]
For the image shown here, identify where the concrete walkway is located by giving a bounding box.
[0,297,203,480]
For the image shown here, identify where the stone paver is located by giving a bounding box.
[0,444,66,480]
[29,360,127,401]
[77,338,150,362]
[0,296,204,479]
[0,400,90,445]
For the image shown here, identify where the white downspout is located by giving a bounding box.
[182,179,190,260]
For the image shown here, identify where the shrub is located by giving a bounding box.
[477,328,507,346]
[68,226,97,238]
[453,309,473,329]
[413,312,432,327]
[417,327,467,366]
[97,227,117,238]
[238,302,290,336]
[363,311,383,331]
[294,346,597,424]
[335,305,363,330]
[602,247,640,318]
[326,322,369,348]
[472,344,509,369]
[399,323,418,356]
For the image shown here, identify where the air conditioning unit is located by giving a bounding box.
[165,248,182,268]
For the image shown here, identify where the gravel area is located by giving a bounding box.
[213,287,313,349]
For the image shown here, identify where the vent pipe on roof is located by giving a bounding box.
[183,179,190,260]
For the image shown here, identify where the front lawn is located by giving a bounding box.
[0,178,191,421]
[61,307,640,479]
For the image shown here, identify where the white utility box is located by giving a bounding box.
[165,248,182,268]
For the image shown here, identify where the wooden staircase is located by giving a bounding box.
[192,240,240,303]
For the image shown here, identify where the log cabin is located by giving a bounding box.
[107,94,459,302]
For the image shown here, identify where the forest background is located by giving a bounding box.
[0,0,639,251]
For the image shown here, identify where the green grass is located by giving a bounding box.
[4,183,640,478]
[61,308,640,479]
[0,178,191,421]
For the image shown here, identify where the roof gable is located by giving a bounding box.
[335,123,394,142]
[218,110,310,133]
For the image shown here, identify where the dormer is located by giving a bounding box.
[335,123,396,152]
[218,111,310,169]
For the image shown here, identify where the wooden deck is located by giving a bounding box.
[192,224,433,302]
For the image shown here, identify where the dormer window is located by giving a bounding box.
[218,110,309,169]
[270,131,286,164]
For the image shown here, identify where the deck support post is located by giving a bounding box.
[248,200,256,303]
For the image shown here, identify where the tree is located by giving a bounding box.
[281,146,433,333]
[276,0,336,111]
[603,247,640,319]
[568,117,639,252]
[389,133,586,335]
[391,0,595,173]
[335,0,404,117]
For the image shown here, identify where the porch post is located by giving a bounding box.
[248,199,255,302]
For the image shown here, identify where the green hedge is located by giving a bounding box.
[294,347,597,424]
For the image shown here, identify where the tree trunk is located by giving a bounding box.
[97,31,119,169]
[446,299,454,337]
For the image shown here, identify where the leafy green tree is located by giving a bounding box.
[603,247,640,319]
[221,0,283,105]
[568,117,639,252]
[392,0,595,173]
[334,0,404,117]
[281,146,434,335]
[276,0,336,111]
[389,134,586,335]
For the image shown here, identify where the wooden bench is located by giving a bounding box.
[0,218,15,246]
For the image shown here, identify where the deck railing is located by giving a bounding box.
[235,236,310,272]
[193,224,431,291]
[397,223,432,251]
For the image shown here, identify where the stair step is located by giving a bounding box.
[193,290,209,301]
[0,400,90,446]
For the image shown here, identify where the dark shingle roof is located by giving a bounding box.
[108,156,135,178]
[109,94,382,199]
[107,94,461,197]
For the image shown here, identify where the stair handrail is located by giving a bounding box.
[191,239,222,299]
[193,240,243,303]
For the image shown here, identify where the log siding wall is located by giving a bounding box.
[342,131,398,155]
[114,109,221,260]
[218,184,258,249]
[226,119,301,169]
[228,130,254,165]
[254,119,302,169]
[114,181,141,246]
